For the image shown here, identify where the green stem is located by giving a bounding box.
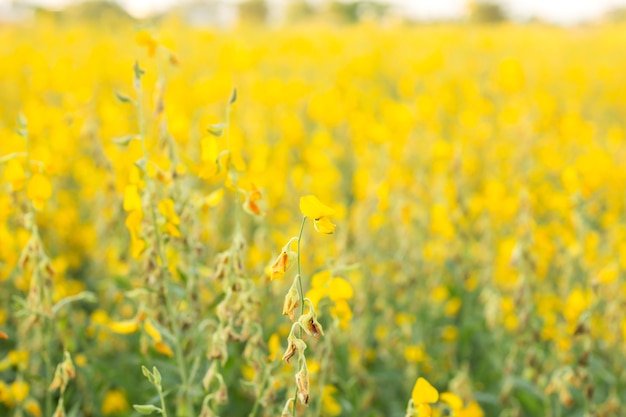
[292,216,307,417]
[135,71,194,416]
[248,367,269,417]
[158,384,169,417]
[296,217,307,316]
[225,98,242,237]
[22,121,55,416]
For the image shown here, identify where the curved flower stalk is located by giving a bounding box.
[271,195,335,416]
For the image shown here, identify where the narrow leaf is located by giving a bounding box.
[114,90,134,104]
[112,135,139,146]
[133,404,161,415]
[207,123,226,137]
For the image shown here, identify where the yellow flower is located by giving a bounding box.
[270,250,295,281]
[158,198,180,225]
[440,392,463,410]
[109,320,139,335]
[102,389,130,415]
[135,30,158,57]
[144,319,162,343]
[10,380,29,403]
[26,173,52,210]
[0,380,12,407]
[4,159,26,191]
[123,185,142,212]
[299,195,334,219]
[243,184,264,216]
[154,341,174,357]
[327,277,354,301]
[299,195,336,234]
[24,398,42,417]
[412,377,439,416]
[322,385,342,416]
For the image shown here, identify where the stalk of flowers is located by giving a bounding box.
[0,116,60,416]
[271,195,335,416]
[197,88,269,417]
[113,61,196,416]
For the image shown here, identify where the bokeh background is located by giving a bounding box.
[1,1,625,417]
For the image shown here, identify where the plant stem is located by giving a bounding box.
[135,71,194,416]
[158,384,169,417]
[292,216,307,417]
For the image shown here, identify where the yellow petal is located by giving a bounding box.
[205,189,224,207]
[201,136,219,162]
[123,185,142,212]
[158,198,180,224]
[154,341,174,357]
[412,377,439,405]
[130,237,146,259]
[144,320,162,343]
[314,216,336,234]
[416,402,432,417]
[135,30,156,47]
[109,320,139,335]
[328,277,353,301]
[102,389,130,415]
[4,159,26,190]
[26,174,52,202]
[300,195,335,219]
[24,398,42,417]
[440,392,463,410]
[125,210,143,233]
[10,380,29,403]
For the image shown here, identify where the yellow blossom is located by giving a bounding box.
[135,30,158,57]
[102,389,130,415]
[26,173,52,210]
[299,195,336,234]
[412,377,439,406]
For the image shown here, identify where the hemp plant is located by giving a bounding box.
[270,195,336,416]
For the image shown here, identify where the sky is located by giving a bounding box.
[3,0,626,24]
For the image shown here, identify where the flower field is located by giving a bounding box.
[0,13,624,417]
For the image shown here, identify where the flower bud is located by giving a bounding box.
[298,310,324,338]
[282,279,300,321]
[295,367,310,405]
[282,334,306,364]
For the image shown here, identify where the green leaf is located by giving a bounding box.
[207,123,226,137]
[229,87,237,105]
[133,404,161,415]
[133,61,145,81]
[114,90,134,104]
[135,157,147,171]
[112,135,139,146]
[16,113,27,128]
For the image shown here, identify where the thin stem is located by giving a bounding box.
[158,384,169,417]
[296,217,307,316]
[225,98,242,237]
[292,216,307,417]
[248,367,270,417]
[22,121,54,416]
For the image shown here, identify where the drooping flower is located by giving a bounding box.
[299,195,336,234]
[412,377,439,417]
